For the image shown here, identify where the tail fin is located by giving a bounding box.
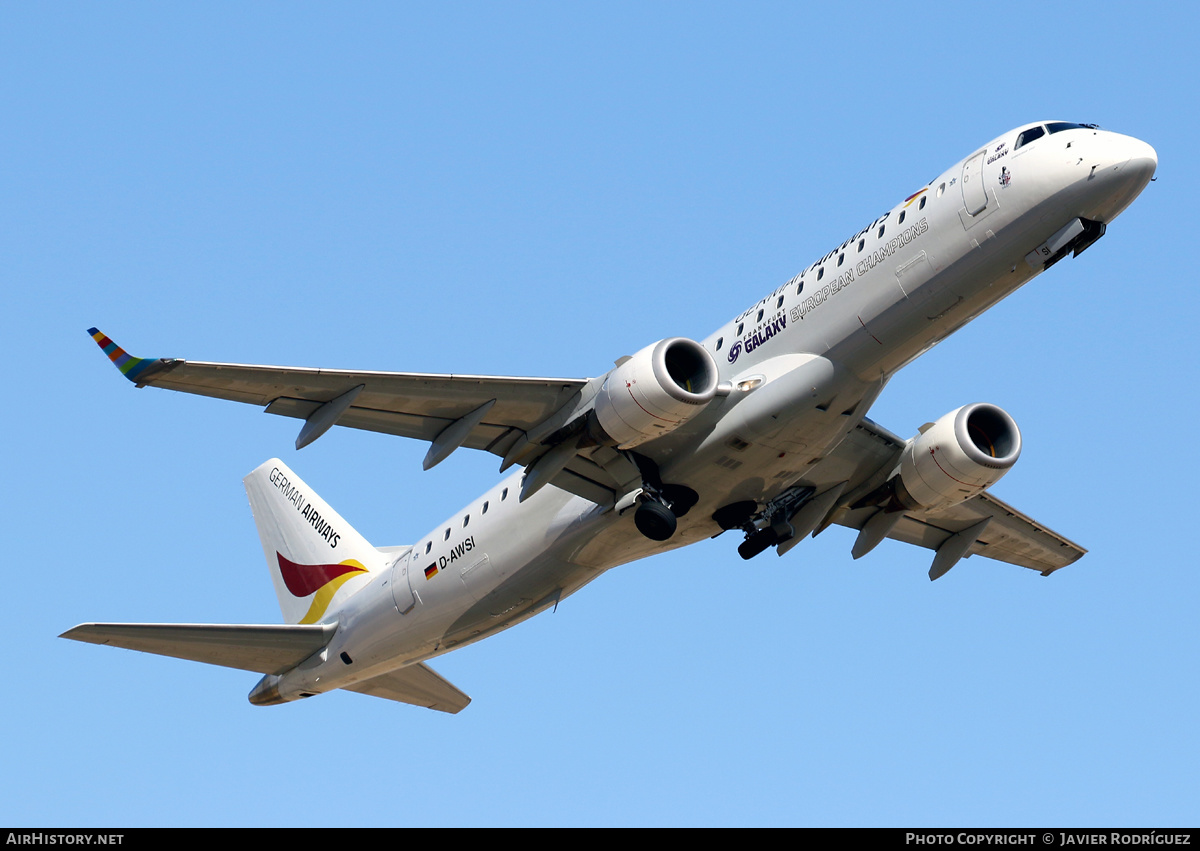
[244,459,383,624]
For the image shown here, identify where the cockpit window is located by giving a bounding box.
[1015,126,1045,150]
[1046,121,1092,135]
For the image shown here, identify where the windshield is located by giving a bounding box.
[1015,126,1045,150]
[1047,121,1097,134]
[1015,122,1098,151]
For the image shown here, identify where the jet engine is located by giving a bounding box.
[592,337,720,449]
[893,403,1022,511]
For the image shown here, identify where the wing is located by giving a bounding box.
[815,417,1085,578]
[87,328,642,504]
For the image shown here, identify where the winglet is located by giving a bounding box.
[87,327,160,384]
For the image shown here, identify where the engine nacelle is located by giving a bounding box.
[592,337,720,449]
[895,403,1022,511]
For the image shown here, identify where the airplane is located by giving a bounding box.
[63,121,1158,713]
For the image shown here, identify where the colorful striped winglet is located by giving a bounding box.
[87,328,158,383]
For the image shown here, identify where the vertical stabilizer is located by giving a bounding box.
[244,459,382,624]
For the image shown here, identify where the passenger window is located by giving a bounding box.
[898,210,906,224]
[919,196,926,210]
[715,337,723,351]
[776,295,784,308]
[482,501,489,514]
[737,323,744,335]
[877,225,885,238]
[837,253,844,266]
[463,515,469,528]
[502,487,509,500]
[756,309,763,322]
[444,528,451,540]
[858,238,865,252]
[1015,126,1045,150]
[817,267,824,281]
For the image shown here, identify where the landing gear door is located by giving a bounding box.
[961,151,988,216]
[390,550,416,615]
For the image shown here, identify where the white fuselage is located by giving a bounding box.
[269,123,1157,701]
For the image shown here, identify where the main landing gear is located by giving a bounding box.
[628,453,699,542]
[634,499,677,541]
[713,485,817,560]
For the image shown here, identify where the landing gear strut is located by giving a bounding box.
[628,453,698,542]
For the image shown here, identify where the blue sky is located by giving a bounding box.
[5,1,1197,827]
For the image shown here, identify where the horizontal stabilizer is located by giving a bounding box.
[60,622,336,676]
[343,663,471,714]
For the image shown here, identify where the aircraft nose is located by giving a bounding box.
[1116,137,1158,188]
[1082,132,1157,222]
